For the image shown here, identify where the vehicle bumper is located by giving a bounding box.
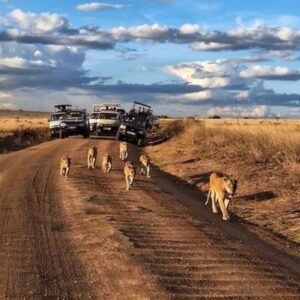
[60,127,87,135]
[89,124,97,133]
[119,128,144,141]
[97,125,119,135]
[50,127,60,136]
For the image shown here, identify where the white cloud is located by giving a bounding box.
[275,27,296,41]
[0,103,16,110]
[164,60,240,88]
[179,24,199,35]
[0,43,88,91]
[34,50,42,57]
[285,107,300,117]
[240,65,300,80]
[265,50,298,61]
[235,91,250,100]
[1,13,300,53]
[111,23,169,41]
[0,91,11,99]
[0,56,55,69]
[191,42,232,51]
[158,90,213,103]
[76,2,125,12]
[9,9,68,33]
[208,105,271,118]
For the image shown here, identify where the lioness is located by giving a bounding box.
[119,142,128,161]
[205,172,237,221]
[124,160,135,190]
[87,146,98,169]
[102,153,112,173]
[140,154,151,178]
[60,156,71,177]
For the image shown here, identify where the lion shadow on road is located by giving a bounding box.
[88,136,115,141]
[181,158,200,164]
[187,172,211,187]
[237,191,277,202]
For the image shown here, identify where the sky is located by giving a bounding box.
[0,0,300,117]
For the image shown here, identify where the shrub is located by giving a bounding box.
[0,128,50,153]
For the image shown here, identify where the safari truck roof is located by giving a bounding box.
[133,101,151,109]
[54,104,72,113]
[131,101,153,115]
[93,104,121,112]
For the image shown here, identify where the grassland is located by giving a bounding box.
[0,110,49,152]
[146,118,300,244]
[0,110,49,133]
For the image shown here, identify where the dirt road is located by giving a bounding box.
[0,137,299,299]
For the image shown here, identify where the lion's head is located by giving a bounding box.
[223,178,238,199]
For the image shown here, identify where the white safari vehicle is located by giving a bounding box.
[89,104,126,136]
[49,104,72,138]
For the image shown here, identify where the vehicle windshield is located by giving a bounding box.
[99,112,118,120]
[51,114,64,121]
[65,111,85,120]
[117,109,126,114]
[123,115,146,127]
[90,113,99,119]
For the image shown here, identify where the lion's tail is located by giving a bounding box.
[205,190,210,206]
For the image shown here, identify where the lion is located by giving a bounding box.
[205,172,237,221]
[102,153,112,173]
[87,146,98,169]
[119,142,128,161]
[124,160,136,190]
[140,154,151,178]
[60,156,71,177]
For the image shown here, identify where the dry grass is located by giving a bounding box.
[146,119,300,244]
[0,110,50,152]
[163,119,300,165]
[0,127,50,153]
[0,109,49,133]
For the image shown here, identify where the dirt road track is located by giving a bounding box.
[0,137,299,299]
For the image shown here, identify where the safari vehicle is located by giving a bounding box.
[49,104,72,138]
[116,101,152,147]
[59,108,89,139]
[89,111,100,134]
[149,115,160,129]
[90,104,125,136]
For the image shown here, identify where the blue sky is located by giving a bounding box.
[0,0,300,117]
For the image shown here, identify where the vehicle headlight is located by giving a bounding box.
[60,122,67,127]
[120,124,126,129]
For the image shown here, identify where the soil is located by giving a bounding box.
[0,136,299,298]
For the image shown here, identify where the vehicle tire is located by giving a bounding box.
[116,130,123,141]
[59,130,65,139]
[83,131,89,139]
[137,138,144,147]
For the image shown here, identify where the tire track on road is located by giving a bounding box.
[70,139,300,299]
[0,139,94,298]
